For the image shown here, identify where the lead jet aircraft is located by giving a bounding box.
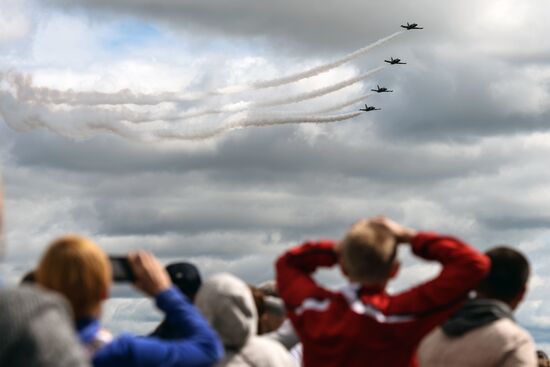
[384,57,407,65]
[401,22,423,30]
[371,85,393,93]
[359,104,381,112]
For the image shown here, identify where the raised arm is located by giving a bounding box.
[389,232,490,315]
[93,252,223,367]
[94,287,223,367]
[276,240,338,310]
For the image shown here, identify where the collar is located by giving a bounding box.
[76,317,101,344]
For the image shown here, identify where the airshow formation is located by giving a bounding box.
[0,22,423,142]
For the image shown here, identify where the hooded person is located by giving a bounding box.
[195,273,294,367]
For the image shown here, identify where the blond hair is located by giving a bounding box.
[341,221,397,284]
[36,235,111,319]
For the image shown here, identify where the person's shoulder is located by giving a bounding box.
[0,286,66,307]
[490,318,535,344]
[0,286,72,327]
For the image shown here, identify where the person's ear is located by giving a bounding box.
[389,261,400,279]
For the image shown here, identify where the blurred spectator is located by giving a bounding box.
[36,235,223,367]
[276,217,490,367]
[257,280,279,297]
[418,246,536,366]
[250,283,286,335]
[261,295,286,334]
[0,286,91,367]
[0,172,90,367]
[249,285,286,334]
[538,351,550,367]
[196,273,294,366]
[150,261,202,339]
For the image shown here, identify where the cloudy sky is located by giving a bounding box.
[1,0,550,341]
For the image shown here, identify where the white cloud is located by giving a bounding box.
[0,0,32,43]
[2,0,550,347]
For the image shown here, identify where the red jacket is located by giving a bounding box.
[276,232,490,367]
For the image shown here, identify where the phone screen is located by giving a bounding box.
[109,256,135,282]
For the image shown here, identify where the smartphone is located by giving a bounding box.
[109,256,135,282]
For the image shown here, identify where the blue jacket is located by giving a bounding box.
[77,286,223,367]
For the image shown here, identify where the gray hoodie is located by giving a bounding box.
[0,286,90,367]
[195,273,294,367]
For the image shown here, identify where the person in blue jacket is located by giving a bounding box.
[35,235,223,367]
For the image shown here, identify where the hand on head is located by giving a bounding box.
[129,251,172,297]
[368,216,418,243]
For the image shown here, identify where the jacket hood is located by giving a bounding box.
[195,273,257,349]
[442,298,514,337]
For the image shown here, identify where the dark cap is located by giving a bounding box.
[166,262,202,301]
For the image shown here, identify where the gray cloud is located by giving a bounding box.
[2,0,550,344]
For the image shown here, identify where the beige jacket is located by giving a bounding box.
[418,318,537,367]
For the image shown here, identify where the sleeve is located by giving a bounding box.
[276,241,338,310]
[93,287,223,367]
[388,232,491,315]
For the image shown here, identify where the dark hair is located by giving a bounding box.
[248,285,266,316]
[166,262,202,301]
[477,246,530,303]
[20,270,36,284]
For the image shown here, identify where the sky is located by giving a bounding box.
[1,0,550,342]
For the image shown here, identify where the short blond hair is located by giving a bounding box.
[341,221,397,283]
[36,235,111,318]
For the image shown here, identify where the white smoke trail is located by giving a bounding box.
[0,89,363,142]
[255,66,385,107]
[6,31,404,106]
[154,111,362,141]
[158,66,386,122]
[0,91,144,140]
[310,92,375,114]
[9,72,206,106]
[251,91,376,116]
[213,30,404,93]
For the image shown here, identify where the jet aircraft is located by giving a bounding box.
[359,104,381,112]
[384,57,407,65]
[401,22,423,30]
[371,85,393,93]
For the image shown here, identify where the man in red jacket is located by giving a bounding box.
[276,216,490,367]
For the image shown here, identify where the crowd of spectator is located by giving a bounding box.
[0,177,546,366]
